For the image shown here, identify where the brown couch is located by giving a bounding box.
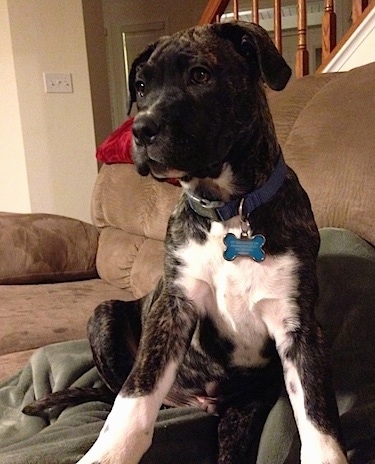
[0,62,374,463]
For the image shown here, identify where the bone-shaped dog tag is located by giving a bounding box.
[223,233,266,262]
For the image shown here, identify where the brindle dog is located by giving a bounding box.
[25,21,348,464]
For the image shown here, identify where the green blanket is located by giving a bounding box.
[0,228,374,463]
[0,341,218,464]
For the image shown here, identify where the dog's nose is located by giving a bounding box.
[132,114,160,146]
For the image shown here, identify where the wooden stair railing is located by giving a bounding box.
[199,0,371,78]
[318,1,375,71]
[199,0,230,25]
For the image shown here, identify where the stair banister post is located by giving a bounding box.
[233,0,239,20]
[322,0,337,65]
[274,0,282,52]
[198,0,230,25]
[295,0,309,77]
[352,0,369,22]
[252,0,260,24]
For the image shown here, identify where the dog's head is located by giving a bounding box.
[129,21,291,181]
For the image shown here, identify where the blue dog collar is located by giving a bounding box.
[186,153,287,222]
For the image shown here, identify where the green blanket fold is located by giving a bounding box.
[0,228,374,463]
[0,340,218,464]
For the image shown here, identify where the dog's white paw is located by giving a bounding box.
[301,452,347,464]
[77,426,151,464]
[300,433,348,464]
[77,395,156,464]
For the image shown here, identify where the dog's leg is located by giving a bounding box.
[257,297,348,464]
[217,359,283,464]
[78,291,198,464]
[87,299,143,394]
[218,402,271,464]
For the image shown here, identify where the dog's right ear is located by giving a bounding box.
[127,41,159,115]
[210,21,291,91]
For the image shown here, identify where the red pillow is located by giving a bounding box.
[96,117,134,164]
[96,117,180,186]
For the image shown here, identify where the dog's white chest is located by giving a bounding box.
[175,220,299,367]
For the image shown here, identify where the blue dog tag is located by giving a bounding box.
[223,233,266,262]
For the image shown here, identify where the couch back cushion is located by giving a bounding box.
[92,164,181,241]
[91,165,180,295]
[0,213,98,284]
[268,62,375,247]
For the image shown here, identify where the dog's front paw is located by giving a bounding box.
[301,434,348,464]
[77,396,155,464]
[76,429,149,464]
[301,454,347,464]
[76,425,152,464]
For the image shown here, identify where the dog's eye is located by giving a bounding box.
[135,80,146,97]
[189,67,211,85]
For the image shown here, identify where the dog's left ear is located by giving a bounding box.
[211,21,291,90]
[127,41,160,114]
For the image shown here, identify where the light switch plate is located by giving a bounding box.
[43,73,73,93]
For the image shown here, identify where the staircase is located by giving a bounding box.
[199,0,375,78]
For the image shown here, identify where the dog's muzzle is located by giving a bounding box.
[132,111,225,180]
[132,113,160,147]
[132,113,182,179]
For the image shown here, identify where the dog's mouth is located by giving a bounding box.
[150,163,224,183]
[136,155,224,183]
[132,122,226,181]
[145,159,188,182]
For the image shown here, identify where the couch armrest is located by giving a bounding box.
[96,227,164,298]
[0,213,99,284]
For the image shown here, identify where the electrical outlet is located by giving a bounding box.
[43,73,73,93]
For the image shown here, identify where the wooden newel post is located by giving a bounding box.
[252,0,259,24]
[322,0,337,64]
[233,0,239,20]
[274,0,282,53]
[295,0,309,78]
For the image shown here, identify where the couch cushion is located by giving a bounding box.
[91,164,180,242]
[0,279,133,380]
[96,228,164,297]
[92,164,176,296]
[0,214,99,284]
[268,62,375,247]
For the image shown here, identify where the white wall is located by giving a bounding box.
[1,0,99,223]
[0,0,30,213]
